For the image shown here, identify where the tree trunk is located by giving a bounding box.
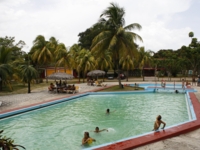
[28,81,31,93]
[83,72,85,83]
[126,70,129,81]
[116,64,122,88]
[78,71,80,83]
[142,67,144,81]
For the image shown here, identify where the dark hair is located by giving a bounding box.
[96,127,99,130]
[157,115,162,120]
[107,109,110,113]
[85,132,90,137]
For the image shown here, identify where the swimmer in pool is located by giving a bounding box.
[92,127,108,133]
[82,132,96,145]
[106,109,116,114]
[152,115,166,131]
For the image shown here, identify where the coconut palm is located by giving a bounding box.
[76,49,95,83]
[30,35,53,65]
[0,46,13,91]
[94,50,113,71]
[69,44,82,81]
[30,35,53,83]
[91,2,142,87]
[119,55,135,81]
[138,47,153,81]
[55,43,71,72]
[19,64,38,93]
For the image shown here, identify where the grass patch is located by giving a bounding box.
[98,85,144,92]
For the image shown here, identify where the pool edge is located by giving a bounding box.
[93,92,200,150]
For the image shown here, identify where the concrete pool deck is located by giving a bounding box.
[0,81,200,150]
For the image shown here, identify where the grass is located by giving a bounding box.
[98,85,144,92]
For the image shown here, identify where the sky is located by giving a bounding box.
[1,0,200,53]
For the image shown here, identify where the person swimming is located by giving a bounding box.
[92,127,108,133]
[106,108,116,114]
[106,109,110,114]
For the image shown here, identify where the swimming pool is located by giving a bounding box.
[132,83,182,89]
[130,83,196,93]
[0,91,193,150]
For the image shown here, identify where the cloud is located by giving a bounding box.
[0,0,198,53]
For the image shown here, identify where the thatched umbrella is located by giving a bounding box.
[87,70,105,80]
[46,72,74,85]
[47,72,74,80]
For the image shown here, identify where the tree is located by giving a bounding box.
[55,43,71,72]
[76,49,95,83]
[138,47,153,81]
[93,50,113,71]
[0,36,25,91]
[181,38,200,76]
[30,35,53,65]
[19,64,38,93]
[0,46,13,91]
[91,2,142,88]
[30,35,53,83]
[119,55,134,81]
[189,32,194,38]
[69,44,82,82]
[78,23,104,49]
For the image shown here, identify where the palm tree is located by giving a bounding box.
[119,55,134,81]
[138,47,153,81]
[19,64,38,93]
[0,46,13,91]
[69,44,82,82]
[94,50,113,70]
[91,2,142,87]
[76,49,95,83]
[55,43,71,72]
[30,35,53,83]
[30,35,53,65]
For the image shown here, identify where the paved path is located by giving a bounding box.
[0,81,200,150]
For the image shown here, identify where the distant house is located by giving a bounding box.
[38,67,74,78]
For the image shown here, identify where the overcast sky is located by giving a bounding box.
[1,0,200,53]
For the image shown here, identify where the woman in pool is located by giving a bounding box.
[82,132,96,145]
[92,127,108,133]
[153,115,166,131]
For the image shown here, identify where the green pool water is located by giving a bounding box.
[0,93,189,150]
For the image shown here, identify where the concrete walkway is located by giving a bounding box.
[0,81,200,149]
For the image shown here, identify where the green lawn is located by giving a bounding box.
[97,85,144,92]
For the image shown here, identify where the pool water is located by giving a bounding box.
[0,93,189,150]
[133,83,182,89]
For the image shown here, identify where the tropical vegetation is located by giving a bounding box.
[1,2,200,93]
[0,130,26,150]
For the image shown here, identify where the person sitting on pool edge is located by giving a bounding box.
[92,127,108,133]
[82,132,96,145]
[152,115,166,131]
